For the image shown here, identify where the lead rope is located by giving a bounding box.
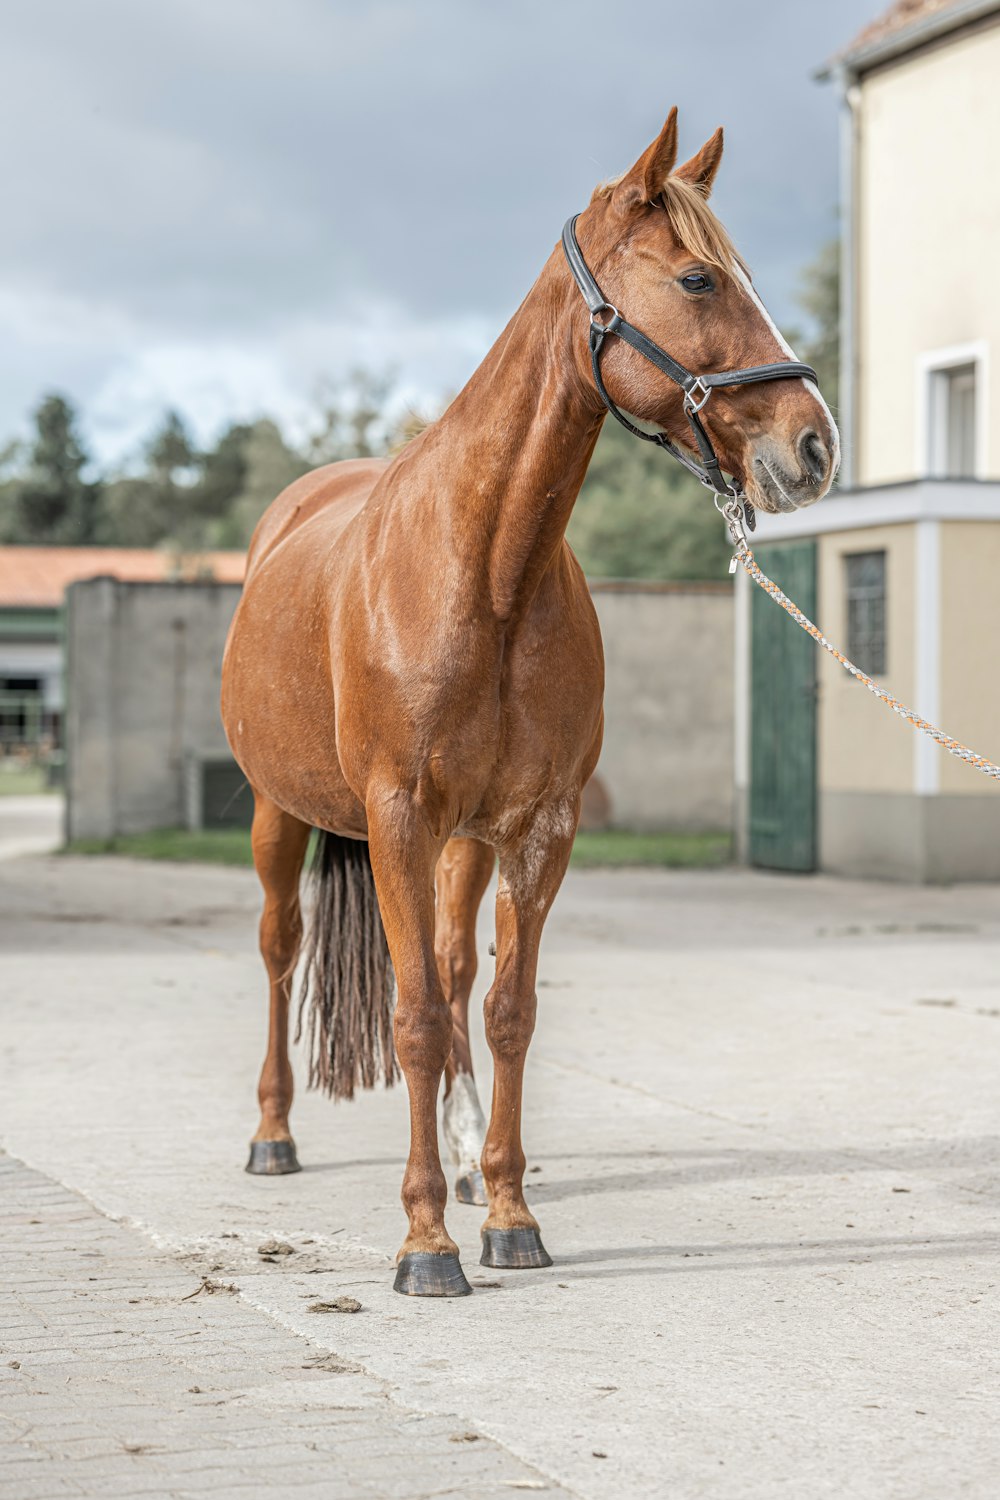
[719,502,1000,783]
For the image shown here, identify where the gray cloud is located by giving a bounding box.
[1,0,875,458]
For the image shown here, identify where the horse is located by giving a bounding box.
[221,107,839,1298]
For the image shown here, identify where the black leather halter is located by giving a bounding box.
[561,214,819,529]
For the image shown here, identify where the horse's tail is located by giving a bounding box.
[295,831,398,1100]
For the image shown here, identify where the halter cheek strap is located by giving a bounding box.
[561,214,820,530]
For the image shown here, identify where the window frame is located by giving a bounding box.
[916,341,989,480]
[844,548,888,678]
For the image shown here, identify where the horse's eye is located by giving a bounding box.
[681,271,712,294]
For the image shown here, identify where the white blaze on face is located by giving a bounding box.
[733,265,841,473]
[442,1070,487,1172]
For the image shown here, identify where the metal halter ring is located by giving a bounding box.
[713,490,744,519]
[684,377,712,414]
[590,303,621,333]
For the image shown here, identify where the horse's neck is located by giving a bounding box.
[426,254,604,622]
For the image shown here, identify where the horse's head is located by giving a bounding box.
[572,109,839,513]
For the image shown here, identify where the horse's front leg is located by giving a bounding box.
[435,836,496,1207]
[368,795,471,1297]
[480,798,577,1270]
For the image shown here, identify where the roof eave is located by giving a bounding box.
[815,0,1000,82]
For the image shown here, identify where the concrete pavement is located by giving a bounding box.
[0,793,61,861]
[2,847,999,1498]
[2,1153,569,1499]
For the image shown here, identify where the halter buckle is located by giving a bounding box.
[684,377,712,414]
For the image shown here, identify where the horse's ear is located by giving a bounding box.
[611,108,679,213]
[673,126,724,199]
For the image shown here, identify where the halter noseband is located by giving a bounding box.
[561,214,819,531]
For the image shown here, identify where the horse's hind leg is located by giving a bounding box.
[245,790,311,1175]
[367,794,470,1296]
[435,837,495,1207]
[479,798,577,1270]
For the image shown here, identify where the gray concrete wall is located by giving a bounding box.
[65,576,736,842]
[820,789,1000,883]
[590,582,734,833]
[65,578,242,841]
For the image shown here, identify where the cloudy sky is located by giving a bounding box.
[2,0,878,467]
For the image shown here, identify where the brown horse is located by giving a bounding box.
[221,109,838,1298]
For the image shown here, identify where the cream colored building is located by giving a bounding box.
[736,0,1000,880]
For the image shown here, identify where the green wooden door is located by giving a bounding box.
[749,540,817,872]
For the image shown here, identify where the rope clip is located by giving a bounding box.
[715,494,749,570]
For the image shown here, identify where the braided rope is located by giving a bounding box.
[737,546,1000,783]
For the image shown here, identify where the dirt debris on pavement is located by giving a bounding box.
[258,1236,296,1259]
[180,1275,240,1300]
[308,1296,363,1314]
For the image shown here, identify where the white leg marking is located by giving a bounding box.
[442,1071,487,1172]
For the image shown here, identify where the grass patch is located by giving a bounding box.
[64,825,731,871]
[65,827,257,866]
[0,765,55,796]
[570,829,731,869]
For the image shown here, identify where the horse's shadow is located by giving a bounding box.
[299,1156,400,1174]
[291,1138,999,1284]
[489,1227,1000,1290]
[525,1135,1000,1203]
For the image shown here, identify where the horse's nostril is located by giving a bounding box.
[797,427,829,482]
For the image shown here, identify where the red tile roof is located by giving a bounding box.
[837,0,999,66]
[0,546,245,609]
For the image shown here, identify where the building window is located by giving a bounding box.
[845,551,886,675]
[927,360,978,478]
[0,676,44,749]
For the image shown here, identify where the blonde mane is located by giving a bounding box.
[592,173,747,277]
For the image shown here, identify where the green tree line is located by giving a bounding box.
[0,370,395,555]
[0,241,837,580]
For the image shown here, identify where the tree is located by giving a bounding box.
[306,369,395,466]
[791,237,839,410]
[5,394,100,544]
[209,420,308,548]
[567,418,732,582]
[194,423,252,529]
[94,413,304,552]
[94,409,198,549]
[0,439,25,543]
[148,409,196,484]
[147,409,199,545]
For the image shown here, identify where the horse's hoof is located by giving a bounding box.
[454,1169,488,1206]
[245,1139,301,1175]
[393,1252,472,1298]
[480,1227,552,1269]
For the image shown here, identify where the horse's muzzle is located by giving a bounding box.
[747,424,838,514]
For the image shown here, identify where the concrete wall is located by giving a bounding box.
[857,19,1000,485]
[66,576,736,842]
[65,578,242,841]
[819,788,1000,883]
[590,582,734,833]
